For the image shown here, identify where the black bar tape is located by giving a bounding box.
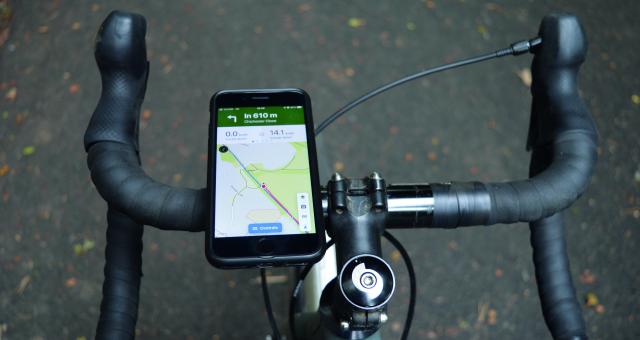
[431,13,597,228]
[87,142,207,231]
[84,11,208,231]
[84,11,148,151]
[530,213,586,340]
[96,208,143,340]
[431,183,491,227]
[486,131,596,225]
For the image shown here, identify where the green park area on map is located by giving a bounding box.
[218,142,315,232]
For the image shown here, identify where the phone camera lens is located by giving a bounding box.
[219,145,228,153]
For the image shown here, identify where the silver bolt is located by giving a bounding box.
[380,312,388,323]
[369,171,381,180]
[340,320,350,331]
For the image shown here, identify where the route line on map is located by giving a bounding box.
[225,146,299,225]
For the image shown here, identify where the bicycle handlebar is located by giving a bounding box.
[85,12,206,232]
[85,11,596,340]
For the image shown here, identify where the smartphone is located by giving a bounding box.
[206,88,326,268]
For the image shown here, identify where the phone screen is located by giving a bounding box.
[214,105,316,238]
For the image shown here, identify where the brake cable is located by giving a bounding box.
[314,37,541,136]
[261,37,542,340]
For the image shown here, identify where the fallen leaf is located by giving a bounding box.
[495,268,503,278]
[632,94,640,105]
[0,164,9,176]
[477,24,489,39]
[69,83,80,94]
[77,336,87,340]
[404,152,414,161]
[427,151,437,161]
[326,68,343,82]
[579,269,596,284]
[485,3,504,12]
[390,250,401,263]
[477,302,488,323]
[5,87,16,101]
[406,22,417,31]
[425,0,436,9]
[63,72,71,80]
[389,126,399,134]
[448,240,458,250]
[298,3,312,13]
[37,26,49,33]
[15,112,24,124]
[0,27,9,48]
[16,275,31,294]
[595,304,605,314]
[2,111,8,119]
[487,309,497,325]
[445,327,460,336]
[142,109,152,121]
[22,146,36,156]
[431,137,440,146]
[516,68,532,87]
[585,292,599,307]
[73,239,96,256]
[172,173,183,183]
[71,22,81,30]
[91,4,101,12]
[65,277,77,288]
[344,67,355,77]
[458,319,470,329]
[348,18,366,28]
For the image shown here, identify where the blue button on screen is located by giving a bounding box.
[248,223,283,234]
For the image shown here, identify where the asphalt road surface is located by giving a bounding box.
[1,1,639,339]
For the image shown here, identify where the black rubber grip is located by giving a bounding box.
[96,208,143,340]
[431,13,597,228]
[85,11,148,151]
[84,11,207,231]
[530,213,586,340]
[87,142,207,231]
[430,13,593,339]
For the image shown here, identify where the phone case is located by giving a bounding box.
[205,88,326,269]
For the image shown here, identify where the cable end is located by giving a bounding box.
[511,37,543,55]
[496,37,543,57]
